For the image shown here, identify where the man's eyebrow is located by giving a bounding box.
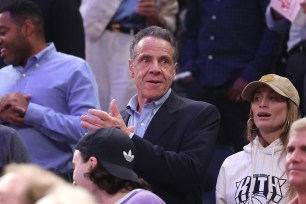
[138,54,151,59]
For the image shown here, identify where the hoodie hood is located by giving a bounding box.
[243,136,284,155]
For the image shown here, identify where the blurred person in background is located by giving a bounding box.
[179,0,281,152]
[266,1,306,116]
[80,0,178,112]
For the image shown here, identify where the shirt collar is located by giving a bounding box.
[34,42,55,61]
[126,88,172,114]
[13,43,56,71]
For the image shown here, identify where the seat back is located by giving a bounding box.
[202,145,234,204]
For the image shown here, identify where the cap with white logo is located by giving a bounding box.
[76,127,138,182]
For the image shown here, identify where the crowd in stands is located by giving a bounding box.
[1,0,306,204]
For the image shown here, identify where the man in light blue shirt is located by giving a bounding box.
[0,1,99,179]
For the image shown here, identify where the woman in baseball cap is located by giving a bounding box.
[216,74,300,203]
[72,127,165,204]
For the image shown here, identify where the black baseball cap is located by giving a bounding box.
[76,127,138,182]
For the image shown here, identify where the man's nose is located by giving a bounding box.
[149,60,161,72]
[290,149,302,162]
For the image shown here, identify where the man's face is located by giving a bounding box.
[286,129,306,190]
[72,150,95,192]
[128,36,176,105]
[0,11,28,66]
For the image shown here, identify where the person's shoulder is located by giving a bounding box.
[51,51,89,69]
[221,145,251,167]
[0,125,16,136]
[171,92,214,108]
[54,51,84,62]
[177,95,218,112]
[0,125,18,145]
[126,189,165,204]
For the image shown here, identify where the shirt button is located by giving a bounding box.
[141,122,144,126]
[210,36,215,40]
[212,15,216,20]
[35,63,39,67]
[208,55,213,60]
[22,73,26,77]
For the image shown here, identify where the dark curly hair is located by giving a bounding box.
[80,152,151,195]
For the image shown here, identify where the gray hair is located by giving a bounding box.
[129,26,178,62]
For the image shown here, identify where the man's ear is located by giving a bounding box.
[128,59,135,78]
[21,19,34,36]
[88,157,98,170]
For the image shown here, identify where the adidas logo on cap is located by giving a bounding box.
[123,150,134,162]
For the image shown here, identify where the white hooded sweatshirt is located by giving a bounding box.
[216,137,290,204]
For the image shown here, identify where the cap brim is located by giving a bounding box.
[241,81,289,102]
[101,160,139,182]
[241,82,267,102]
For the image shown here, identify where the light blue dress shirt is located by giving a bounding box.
[126,89,171,138]
[0,43,100,174]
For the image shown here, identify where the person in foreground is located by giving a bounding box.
[0,163,97,204]
[286,117,306,204]
[80,26,221,203]
[73,127,165,204]
[0,0,99,180]
[216,74,300,204]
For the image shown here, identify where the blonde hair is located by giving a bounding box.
[1,164,97,204]
[288,117,306,136]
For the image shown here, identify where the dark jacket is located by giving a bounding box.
[0,125,31,174]
[122,91,220,204]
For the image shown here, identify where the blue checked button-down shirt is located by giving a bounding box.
[126,89,171,138]
[180,0,280,87]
